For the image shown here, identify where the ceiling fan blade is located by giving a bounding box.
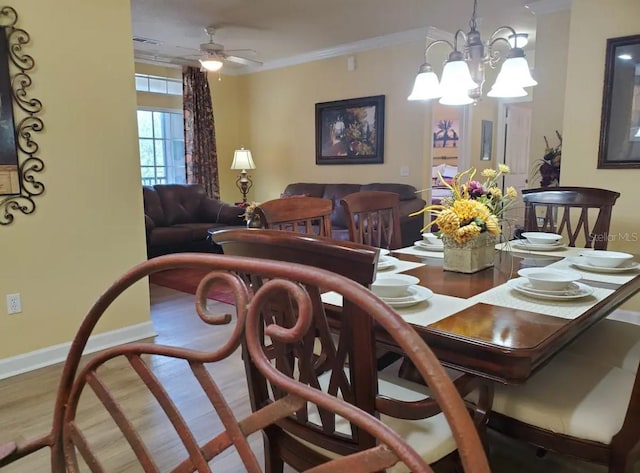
[224,48,258,56]
[223,54,263,67]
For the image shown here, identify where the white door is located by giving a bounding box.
[502,104,531,235]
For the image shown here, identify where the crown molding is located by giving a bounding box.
[525,0,572,15]
[251,27,433,74]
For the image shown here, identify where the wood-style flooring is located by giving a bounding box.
[0,284,632,472]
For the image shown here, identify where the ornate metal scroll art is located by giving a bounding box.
[0,6,44,225]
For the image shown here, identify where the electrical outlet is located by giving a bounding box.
[6,293,21,314]
[400,165,410,177]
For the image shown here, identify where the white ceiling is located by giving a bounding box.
[130,0,562,73]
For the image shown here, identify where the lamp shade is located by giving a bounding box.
[439,60,478,94]
[199,58,224,72]
[408,64,442,100]
[494,56,538,88]
[487,83,527,98]
[231,147,256,171]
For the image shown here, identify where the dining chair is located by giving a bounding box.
[521,186,620,249]
[340,190,403,250]
[253,196,333,237]
[212,228,492,473]
[488,345,640,472]
[0,251,490,473]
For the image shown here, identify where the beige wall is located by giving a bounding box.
[562,0,639,253]
[0,0,149,359]
[529,9,570,187]
[241,41,431,203]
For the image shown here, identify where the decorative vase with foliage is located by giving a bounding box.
[412,165,518,273]
[531,130,562,188]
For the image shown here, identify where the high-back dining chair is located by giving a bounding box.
[212,228,491,473]
[522,187,620,249]
[0,251,490,473]
[340,190,403,250]
[253,196,333,237]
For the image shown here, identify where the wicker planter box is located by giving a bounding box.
[442,232,495,274]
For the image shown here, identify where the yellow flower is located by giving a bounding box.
[486,214,501,235]
[454,222,481,243]
[506,186,517,199]
[451,199,490,222]
[481,169,497,178]
[488,187,502,200]
[435,209,460,234]
[498,164,510,174]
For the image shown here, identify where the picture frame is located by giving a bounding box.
[432,119,460,148]
[315,95,384,165]
[480,120,493,161]
[597,34,640,169]
[0,19,19,195]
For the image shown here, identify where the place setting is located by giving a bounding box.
[376,254,400,271]
[507,267,594,301]
[370,274,433,308]
[509,232,568,252]
[567,250,640,274]
[413,232,445,252]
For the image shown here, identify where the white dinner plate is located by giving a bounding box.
[376,255,399,270]
[380,285,433,308]
[378,248,390,256]
[568,256,640,273]
[510,240,566,252]
[507,277,594,300]
[413,240,444,252]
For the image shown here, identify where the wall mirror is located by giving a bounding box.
[598,34,640,169]
[0,6,44,225]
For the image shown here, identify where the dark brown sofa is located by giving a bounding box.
[143,184,246,258]
[281,183,427,247]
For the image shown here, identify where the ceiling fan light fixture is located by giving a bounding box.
[199,58,224,71]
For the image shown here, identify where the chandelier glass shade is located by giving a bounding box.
[408,0,537,105]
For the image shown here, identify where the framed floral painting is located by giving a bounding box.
[315,95,385,165]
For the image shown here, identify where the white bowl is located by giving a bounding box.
[521,232,563,245]
[422,233,443,246]
[517,268,582,291]
[580,250,634,268]
[371,274,420,298]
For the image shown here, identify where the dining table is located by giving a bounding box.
[322,240,640,384]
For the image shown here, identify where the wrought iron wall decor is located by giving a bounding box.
[0,6,44,225]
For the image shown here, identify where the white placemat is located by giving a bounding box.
[376,259,425,275]
[392,245,444,258]
[321,291,472,327]
[545,258,640,286]
[468,282,614,319]
[495,241,592,258]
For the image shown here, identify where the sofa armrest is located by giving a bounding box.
[199,198,245,224]
[144,214,155,238]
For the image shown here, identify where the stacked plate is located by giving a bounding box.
[371,274,433,308]
[414,233,444,252]
[376,254,399,271]
[511,232,566,251]
[508,267,594,300]
[570,251,639,273]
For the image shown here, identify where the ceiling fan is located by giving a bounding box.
[194,26,262,72]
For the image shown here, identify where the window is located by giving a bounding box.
[137,110,185,186]
[135,74,182,96]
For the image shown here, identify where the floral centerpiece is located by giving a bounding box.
[532,131,562,187]
[413,165,518,272]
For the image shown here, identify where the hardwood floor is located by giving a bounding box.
[0,284,633,472]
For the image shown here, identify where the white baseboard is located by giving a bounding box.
[0,322,157,381]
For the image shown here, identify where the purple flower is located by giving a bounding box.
[467,180,485,198]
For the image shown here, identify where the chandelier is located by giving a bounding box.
[408,0,537,105]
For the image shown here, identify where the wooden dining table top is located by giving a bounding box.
[369,247,640,384]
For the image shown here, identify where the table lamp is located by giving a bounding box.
[230,146,256,204]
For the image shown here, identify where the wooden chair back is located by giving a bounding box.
[0,250,489,473]
[522,187,620,249]
[253,196,333,237]
[340,190,403,250]
[213,228,490,472]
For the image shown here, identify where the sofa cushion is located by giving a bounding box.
[156,184,207,225]
[148,226,195,247]
[173,222,218,241]
[361,183,420,201]
[282,183,326,198]
[143,186,167,226]
[321,184,362,228]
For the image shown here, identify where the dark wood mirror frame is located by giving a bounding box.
[598,34,640,169]
[0,6,44,225]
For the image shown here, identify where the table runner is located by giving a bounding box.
[321,291,473,327]
[468,283,614,319]
[393,245,444,258]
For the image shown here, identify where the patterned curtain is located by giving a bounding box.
[183,66,219,198]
